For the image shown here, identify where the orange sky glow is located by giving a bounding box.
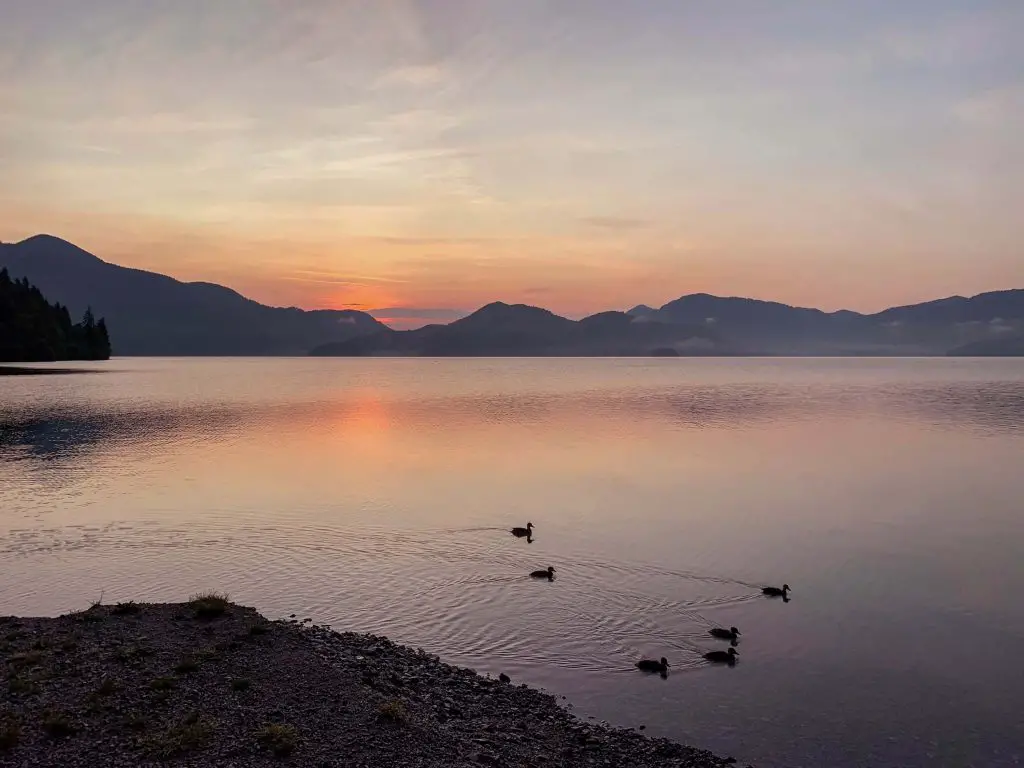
[2,2,1021,327]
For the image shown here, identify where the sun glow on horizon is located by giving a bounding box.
[1,1,1021,315]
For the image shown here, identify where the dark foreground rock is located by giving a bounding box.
[0,600,744,767]
[0,366,97,375]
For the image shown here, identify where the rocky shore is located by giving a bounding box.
[0,366,94,375]
[1,599,745,767]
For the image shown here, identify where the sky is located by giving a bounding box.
[1,1,1022,327]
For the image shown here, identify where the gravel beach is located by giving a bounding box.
[0,599,745,767]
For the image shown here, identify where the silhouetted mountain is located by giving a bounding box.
[0,235,384,355]
[0,267,110,362]
[947,335,1024,356]
[311,302,721,357]
[637,291,1024,355]
[626,304,658,319]
[4,234,1022,357]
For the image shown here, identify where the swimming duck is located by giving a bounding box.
[530,566,555,580]
[636,657,669,674]
[762,584,790,598]
[703,647,738,664]
[511,522,534,538]
[708,626,741,643]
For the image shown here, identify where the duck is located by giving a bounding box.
[511,522,534,538]
[703,647,738,664]
[498,673,511,684]
[530,566,555,580]
[762,584,790,598]
[708,626,741,644]
[636,657,670,674]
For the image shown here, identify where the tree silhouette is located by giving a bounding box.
[0,268,112,362]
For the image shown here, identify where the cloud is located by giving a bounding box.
[581,216,649,231]
[281,269,409,287]
[373,64,449,89]
[952,85,1024,126]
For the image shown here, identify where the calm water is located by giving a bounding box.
[2,358,1023,767]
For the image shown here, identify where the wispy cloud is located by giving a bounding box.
[581,216,649,231]
[952,85,1024,126]
[373,64,450,89]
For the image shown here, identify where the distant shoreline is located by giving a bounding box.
[0,366,100,376]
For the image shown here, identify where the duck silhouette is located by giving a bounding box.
[511,522,534,538]
[762,584,790,600]
[703,647,738,665]
[636,657,669,676]
[708,626,740,645]
[530,566,555,581]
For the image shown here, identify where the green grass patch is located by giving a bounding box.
[41,710,76,739]
[94,676,118,698]
[189,592,230,620]
[145,713,214,758]
[149,676,175,691]
[6,651,44,669]
[195,647,219,662]
[7,676,38,696]
[0,714,20,751]
[257,723,299,757]
[376,699,407,723]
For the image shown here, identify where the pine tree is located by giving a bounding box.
[0,276,112,362]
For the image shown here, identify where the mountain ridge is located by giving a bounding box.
[3,234,1022,356]
[0,234,385,356]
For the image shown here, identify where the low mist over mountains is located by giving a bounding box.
[624,292,1024,356]
[311,302,719,357]
[2,234,1022,356]
[0,235,384,355]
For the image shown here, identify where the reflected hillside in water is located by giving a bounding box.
[0,405,241,463]
[3,373,1022,475]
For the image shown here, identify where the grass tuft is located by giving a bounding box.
[0,714,19,751]
[377,699,408,723]
[94,676,118,698]
[145,714,214,757]
[149,676,175,691]
[7,676,38,696]
[6,651,44,669]
[41,710,76,739]
[257,723,299,757]
[189,592,230,620]
[112,601,141,616]
[195,647,219,662]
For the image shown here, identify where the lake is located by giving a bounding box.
[2,357,1023,767]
